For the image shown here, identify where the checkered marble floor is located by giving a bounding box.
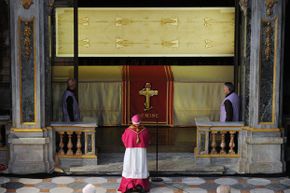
[1,176,290,193]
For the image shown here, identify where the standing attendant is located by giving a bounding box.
[62,78,80,122]
[118,114,150,193]
[220,82,240,122]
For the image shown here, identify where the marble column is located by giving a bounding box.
[8,0,54,174]
[239,0,285,173]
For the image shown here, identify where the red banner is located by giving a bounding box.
[122,65,173,125]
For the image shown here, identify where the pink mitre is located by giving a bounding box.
[132,114,141,125]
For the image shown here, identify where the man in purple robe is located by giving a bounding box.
[62,79,80,122]
[220,82,239,122]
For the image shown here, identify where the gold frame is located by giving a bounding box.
[18,16,37,126]
[258,17,278,125]
[243,127,280,132]
[11,128,44,132]
[196,154,240,158]
[58,154,97,159]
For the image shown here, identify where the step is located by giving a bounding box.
[68,153,225,175]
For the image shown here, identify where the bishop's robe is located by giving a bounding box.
[118,125,150,193]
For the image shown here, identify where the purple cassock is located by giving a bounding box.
[62,90,80,122]
[220,92,240,122]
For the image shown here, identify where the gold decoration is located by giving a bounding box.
[58,132,65,155]
[161,40,179,48]
[196,154,240,158]
[76,131,82,156]
[220,131,226,154]
[160,18,178,26]
[243,127,280,132]
[265,0,277,16]
[23,21,32,62]
[21,0,33,9]
[80,17,89,26]
[66,132,73,155]
[229,131,236,154]
[115,18,133,26]
[115,17,178,26]
[263,21,273,61]
[204,39,213,48]
[48,0,55,13]
[203,17,234,27]
[80,38,90,48]
[116,38,134,48]
[258,18,278,125]
[136,132,140,144]
[210,131,217,154]
[18,17,37,125]
[139,83,158,111]
[239,0,248,16]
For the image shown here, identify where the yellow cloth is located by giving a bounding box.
[52,82,122,126]
[173,82,225,126]
[171,66,233,126]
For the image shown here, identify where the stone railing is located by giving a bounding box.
[50,123,97,159]
[195,117,244,158]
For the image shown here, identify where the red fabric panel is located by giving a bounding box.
[122,65,173,125]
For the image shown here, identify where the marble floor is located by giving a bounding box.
[1,176,290,193]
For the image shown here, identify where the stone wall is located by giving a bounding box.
[238,0,285,174]
[8,0,54,174]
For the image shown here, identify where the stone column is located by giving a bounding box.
[8,0,54,173]
[239,0,285,173]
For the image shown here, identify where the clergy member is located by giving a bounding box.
[62,78,80,122]
[220,82,239,122]
[118,114,150,193]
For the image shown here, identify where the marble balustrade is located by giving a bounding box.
[50,123,97,159]
[195,117,244,158]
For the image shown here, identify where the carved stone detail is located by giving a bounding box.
[239,0,248,16]
[23,21,33,62]
[48,0,55,13]
[21,0,33,9]
[265,0,277,16]
[263,21,273,62]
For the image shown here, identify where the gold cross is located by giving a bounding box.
[139,83,158,111]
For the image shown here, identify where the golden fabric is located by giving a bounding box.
[172,66,234,126]
[52,66,122,125]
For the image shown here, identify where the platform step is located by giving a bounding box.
[68,153,225,175]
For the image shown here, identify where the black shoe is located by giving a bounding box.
[135,185,145,193]
[125,188,135,193]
